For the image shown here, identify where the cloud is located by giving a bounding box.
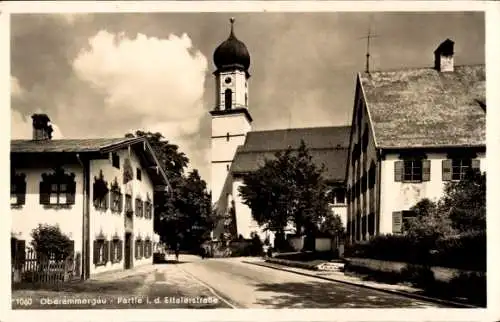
[11,76,23,97]
[11,76,64,140]
[72,30,209,178]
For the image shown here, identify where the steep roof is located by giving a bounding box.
[359,64,485,148]
[231,126,350,183]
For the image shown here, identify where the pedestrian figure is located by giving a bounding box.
[200,245,206,259]
[175,242,180,262]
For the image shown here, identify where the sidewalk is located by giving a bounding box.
[242,258,477,308]
[89,263,159,282]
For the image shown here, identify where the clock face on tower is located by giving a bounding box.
[224,77,232,85]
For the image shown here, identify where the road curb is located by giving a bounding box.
[242,260,478,309]
[177,264,240,309]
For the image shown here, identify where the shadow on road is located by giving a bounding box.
[154,260,188,265]
[252,280,442,308]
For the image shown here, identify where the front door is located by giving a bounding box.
[124,233,132,269]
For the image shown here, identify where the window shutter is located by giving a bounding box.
[104,193,109,211]
[442,160,452,181]
[118,193,123,212]
[17,192,26,205]
[16,239,26,267]
[93,240,99,264]
[392,211,402,234]
[110,241,115,263]
[135,241,139,260]
[39,182,50,204]
[103,240,109,263]
[422,160,431,181]
[394,161,403,182]
[68,240,75,259]
[67,181,76,204]
[118,240,123,261]
[472,159,481,171]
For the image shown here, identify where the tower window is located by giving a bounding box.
[225,89,232,110]
[245,93,248,106]
[226,132,230,141]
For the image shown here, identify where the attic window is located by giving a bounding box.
[112,153,120,169]
[136,168,142,181]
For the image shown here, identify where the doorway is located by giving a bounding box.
[124,233,132,269]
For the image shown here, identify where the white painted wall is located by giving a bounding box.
[315,238,332,252]
[11,165,84,274]
[216,70,248,109]
[89,148,155,275]
[379,152,486,234]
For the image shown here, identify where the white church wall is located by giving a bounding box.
[212,114,251,137]
[232,178,260,239]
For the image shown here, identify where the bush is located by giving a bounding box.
[31,224,73,261]
[344,232,485,271]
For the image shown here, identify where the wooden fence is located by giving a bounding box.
[12,247,80,285]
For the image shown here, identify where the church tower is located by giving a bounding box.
[210,18,253,207]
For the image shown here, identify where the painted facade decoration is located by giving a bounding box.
[11,115,170,279]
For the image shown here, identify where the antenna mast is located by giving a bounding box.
[360,18,379,73]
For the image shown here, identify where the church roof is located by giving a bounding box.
[359,64,485,148]
[231,126,350,183]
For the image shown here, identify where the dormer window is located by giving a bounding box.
[11,173,26,206]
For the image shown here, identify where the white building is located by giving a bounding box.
[11,114,170,279]
[345,39,486,242]
[210,19,350,244]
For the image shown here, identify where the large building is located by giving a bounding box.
[345,39,486,243]
[11,114,170,279]
[210,19,350,244]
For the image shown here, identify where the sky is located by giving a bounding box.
[10,12,485,185]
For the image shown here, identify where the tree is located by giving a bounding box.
[441,169,485,233]
[319,213,345,238]
[406,169,486,240]
[238,140,330,245]
[126,131,214,250]
[31,224,73,261]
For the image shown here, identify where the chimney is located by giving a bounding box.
[31,113,53,140]
[434,38,455,72]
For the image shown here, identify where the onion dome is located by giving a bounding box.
[213,18,250,71]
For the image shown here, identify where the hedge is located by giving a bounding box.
[344,231,485,271]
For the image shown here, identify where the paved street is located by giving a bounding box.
[13,255,442,309]
[177,255,441,308]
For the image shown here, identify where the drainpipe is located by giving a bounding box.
[76,153,90,280]
[376,149,382,235]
